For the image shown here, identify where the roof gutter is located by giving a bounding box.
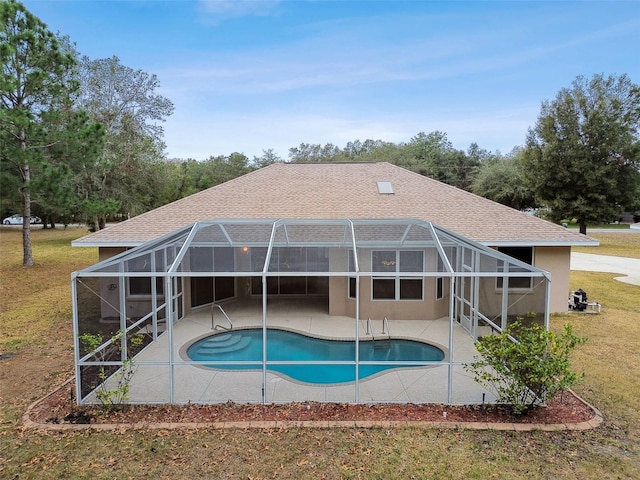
[71,240,145,248]
[481,240,600,247]
[73,239,602,249]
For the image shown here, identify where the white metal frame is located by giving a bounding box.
[72,218,551,405]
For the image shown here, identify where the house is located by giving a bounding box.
[74,162,596,314]
[71,162,597,405]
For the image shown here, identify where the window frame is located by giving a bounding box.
[127,276,165,298]
[435,253,445,300]
[496,246,534,291]
[371,250,424,301]
[348,249,357,299]
[436,277,444,300]
[126,255,165,298]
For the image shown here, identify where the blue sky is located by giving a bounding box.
[22,0,640,161]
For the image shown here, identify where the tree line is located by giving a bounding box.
[2,0,639,266]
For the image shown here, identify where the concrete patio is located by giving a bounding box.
[91,297,496,406]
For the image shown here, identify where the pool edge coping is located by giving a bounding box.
[181,326,448,384]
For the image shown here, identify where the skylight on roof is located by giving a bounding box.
[377,181,394,194]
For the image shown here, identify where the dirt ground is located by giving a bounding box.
[25,376,597,428]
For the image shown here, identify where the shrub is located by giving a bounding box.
[465,320,586,415]
[79,330,143,410]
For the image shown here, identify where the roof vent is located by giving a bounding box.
[377,181,394,194]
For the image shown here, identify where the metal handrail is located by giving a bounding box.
[365,317,374,340]
[211,303,232,330]
[382,317,390,337]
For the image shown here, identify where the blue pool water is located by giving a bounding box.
[186,328,445,384]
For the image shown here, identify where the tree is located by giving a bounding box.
[39,109,105,226]
[524,74,640,234]
[75,55,174,229]
[204,152,254,186]
[404,131,480,190]
[288,139,400,164]
[0,0,78,265]
[472,148,536,210]
[252,148,283,168]
[288,142,343,163]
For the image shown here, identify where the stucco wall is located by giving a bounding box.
[477,246,571,316]
[98,247,127,319]
[534,246,571,313]
[328,276,448,320]
[327,247,450,321]
[95,244,570,323]
[97,246,167,320]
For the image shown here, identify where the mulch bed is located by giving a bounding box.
[27,380,597,427]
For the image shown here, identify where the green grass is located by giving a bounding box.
[0,227,99,350]
[567,223,631,230]
[0,228,638,479]
[573,232,640,259]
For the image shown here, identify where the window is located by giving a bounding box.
[348,250,356,299]
[127,255,164,296]
[251,247,330,296]
[376,180,394,194]
[348,277,357,299]
[400,278,423,299]
[129,277,164,296]
[372,250,424,300]
[497,247,533,290]
[436,253,445,300]
[436,277,444,300]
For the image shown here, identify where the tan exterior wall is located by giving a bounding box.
[99,246,127,261]
[475,276,546,319]
[534,246,571,313]
[328,276,449,320]
[327,247,451,321]
[482,246,571,314]
[96,244,570,322]
[183,277,193,316]
[97,246,168,320]
[98,247,127,319]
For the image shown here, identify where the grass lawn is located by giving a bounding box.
[572,224,632,229]
[573,231,640,259]
[0,227,638,479]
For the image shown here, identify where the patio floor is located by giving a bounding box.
[93,297,496,405]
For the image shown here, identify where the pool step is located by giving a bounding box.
[195,336,252,355]
[200,333,240,348]
[373,339,391,350]
[209,333,233,342]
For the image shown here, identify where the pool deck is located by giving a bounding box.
[95,298,496,406]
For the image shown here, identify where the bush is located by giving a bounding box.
[79,330,143,410]
[465,320,586,415]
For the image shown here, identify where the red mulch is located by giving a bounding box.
[27,381,597,427]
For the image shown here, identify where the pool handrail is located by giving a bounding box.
[211,303,233,330]
[365,317,375,340]
[366,317,391,339]
[382,317,391,337]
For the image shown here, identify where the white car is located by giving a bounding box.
[2,214,41,225]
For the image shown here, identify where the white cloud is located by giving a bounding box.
[162,100,538,161]
[152,2,640,160]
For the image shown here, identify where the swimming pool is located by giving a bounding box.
[186,328,445,384]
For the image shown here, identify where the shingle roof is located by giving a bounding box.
[73,162,596,247]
